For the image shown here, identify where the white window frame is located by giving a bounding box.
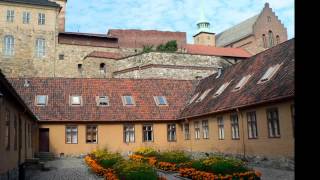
[66,126,78,144]
[195,88,212,102]
[184,123,190,140]
[231,114,240,140]
[70,95,82,106]
[233,74,252,91]
[124,124,135,143]
[188,92,200,104]
[202,120,209,139]
[142,124,153,142]
[194,121,200,140]
[154,96,168,106]
[122,96,135,106]
[38,13,45,25]
[96,96,110,106]
[167,123,176,142]
[247,111,258,139]
[3,35,14,56]
[23,12,30,24]
[258,63,283,84]
[36,38,45,58]
[213,81,231,97]
[217,117,225,140]
[6,10,14,22]
[35,95,48,106]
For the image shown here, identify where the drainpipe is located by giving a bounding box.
[236,108,246,160]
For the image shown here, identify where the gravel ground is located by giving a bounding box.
[253,166,294,180]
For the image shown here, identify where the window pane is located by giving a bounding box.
[71,96,81,105]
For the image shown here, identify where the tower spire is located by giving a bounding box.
[197,0,211,33]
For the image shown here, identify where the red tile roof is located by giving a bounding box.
[186,44,252,58]
[86,51,123,60]
[180,39,294,119]
[9,78,195,122]
[107,29,187,49]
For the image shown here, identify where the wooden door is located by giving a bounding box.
[39,128,49,152]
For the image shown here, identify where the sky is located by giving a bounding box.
[65,0,294,43]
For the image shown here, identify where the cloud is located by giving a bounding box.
[65,0,294,43]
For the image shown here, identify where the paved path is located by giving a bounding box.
[253,166,294,180]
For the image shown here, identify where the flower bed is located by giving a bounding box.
[84,155,118,180]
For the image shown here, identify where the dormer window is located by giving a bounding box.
[213,82,231,97]
[188,92,200,104]
[70,95,82,106]
[258,63,282,84]
[97,96,109,106]
[122,96,135,106]
[196,88,212,102]
[154,96,168,106]
[36,95,48,106]
[233,75,252,91]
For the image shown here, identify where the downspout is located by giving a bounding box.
[236,108,246,160]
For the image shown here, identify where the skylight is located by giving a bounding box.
[233,75,252,91]
[154,96,168,106]
[195,88,213,102]
[258,63,282,84]
[188,92,200,104]
[122,96,135,106]
[213,82,231,97]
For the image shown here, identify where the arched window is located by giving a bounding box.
[262,34,267,48]
[4,35,14,56]
[276,35,280,45]
[100,63,106,74]
[268,30,274,48]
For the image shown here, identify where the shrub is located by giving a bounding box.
[142,45,153,53]
[99,153,123,169]
[157,151,191,164]
[113,160,158,180]
[134,147,159,157]
[156,40,177,52]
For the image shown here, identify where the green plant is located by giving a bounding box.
[142,45,154,53]
[134,147,159,157]
[157,151,190,164]
[99,152,123,169]
[113,160,157,180]
[156,40,177,52]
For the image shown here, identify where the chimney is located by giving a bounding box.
[216,67,223,79]
[24,80,30,87]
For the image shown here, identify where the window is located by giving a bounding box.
[233,75,252,91]
[77,64,83,74]
[194,121,200,140]
[143,124,153,142]
[124,124,135,143]
[167,124,176,141]
[262,34,267,48]
[23,12,30,24]
[213,82,231,97]
[6,10,14,22]
[154,96,168,106]
[5,110,10,150]
[86,125,98,143]
[36,95,48,106]
[59,54,64,60]
[268,30,274,48]
[196,88,212,102]
[122,96,135,106]
[36,38,45,58]
[4,35,14,56]
[184,123,190,140]
[70,96,82,106]
[267,16,271,22]
[202,120,209,139]
[267,108,280,138]
[14,116,17,150]
[96,96,109,106]
[188,92,200,104]
[38,13,45,25]
[66,126,78,144]
[291,104,294,138]
[276,35,280,45]
[258,63,282,84]
[231,114,240,140]
[100,63,106,74]
[217,116,224,140]
[247,112,258,139]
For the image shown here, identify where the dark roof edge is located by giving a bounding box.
[59,32,118,40]
[0,0,60,8]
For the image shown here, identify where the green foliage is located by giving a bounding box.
[99,153,123,169]
[156,40,177,52]
[142,45,154,53]
[134,147,159,157]
[113,160,158,180]
[191,156,249,175]
[157,151,191,164]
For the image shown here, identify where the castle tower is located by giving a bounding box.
[49,0,67,32]
[193,0,216,46]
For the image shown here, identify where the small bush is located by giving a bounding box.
[156,40,177,52]
[113,160,157,180]
[158,151,191,164]
[99,153,123,169]
[142,45,153,53]
[134,147,159,157]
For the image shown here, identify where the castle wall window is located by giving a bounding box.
[4,35,14,56]
[38,13,45,25]
[231,113,240,140]
[6,10,14,22]
[247,111,258,139]
[184,123,190,140]
[143,124,153,142]
[59,54,64,60]
[217,116,224,140]
[267,108,280,138]
[202,120,209,139]
[100,63,106,74]
[276,35,280,45]
[36,38,45,58]
[86,125,97,143]
[23,12,30,24]
[66,126,78,144]
[194,121,200,140]
[268,30,274,48]
[167,124,176,141]
[124,124,135,143]
[262,34,267,48]
[5,110,10,150]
